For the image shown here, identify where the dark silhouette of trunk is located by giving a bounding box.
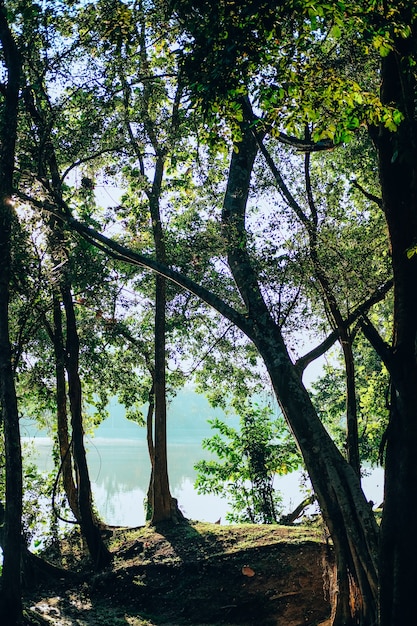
[305,150,360,477]
[222,125,379,625]
[150,269,174,523]
[370,41,417,626]
[0,214,24,624]
[148,157,181,523]
[146,383,155,520]
[0,5,23,623]
[48,210,79,520]
[60,281,112,568]
[52,291,80,520]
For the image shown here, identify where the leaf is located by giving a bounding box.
[242,565,255,577]
[406,245,417,259]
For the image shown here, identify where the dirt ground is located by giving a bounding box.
[24,522,334,626]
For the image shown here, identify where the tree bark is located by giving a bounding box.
[0,4,23,623]
[52,291,80,520]
[0,206,24,625]
[150,270,174,523]
[372,42,417,626]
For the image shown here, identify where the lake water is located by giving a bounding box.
[21,390,385,527]
[25,436,384,527]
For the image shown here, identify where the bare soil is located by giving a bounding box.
[24,522,334,626]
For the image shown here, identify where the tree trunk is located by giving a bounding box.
[372,45,417,626]
[0,6,23,622]
[0,206,23,624]
[222,125,379,624]
[52,292,80,520]
[147,157,181,524]
[25,66,111,563]
[146,383,155,520]
[150,271,174,523]
[49,211,79,520]
[61,282,112,568]
[256,328,379,625]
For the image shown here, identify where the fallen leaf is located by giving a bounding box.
[242,565,255,577]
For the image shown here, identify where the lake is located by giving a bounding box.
[21,390,385,526]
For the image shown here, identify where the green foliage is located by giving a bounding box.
[0,434,58,550]
[195,401,301,523]
[175,0,411,143]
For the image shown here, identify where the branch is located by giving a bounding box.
[295,330,339,375]
[242,100,310,226]
[241,98,334,153]
[274,130,334,153]
[304,150,318,228]
[295,279,393,374]
[256,134,310,226]
[351,179,382,208]
[16,190,251,337]
[60,146,126,185]
[359,314,393,371]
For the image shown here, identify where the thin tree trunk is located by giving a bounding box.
[52,291,80,520]
[146,383,155,520]
[0,211,23,624]
[151,271,173,522]
[61,282,112,568]
[148,156,180,523]
[24,65,111,563]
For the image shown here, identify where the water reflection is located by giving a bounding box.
[28,437,230,526]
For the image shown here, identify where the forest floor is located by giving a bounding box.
[24,521,334,626]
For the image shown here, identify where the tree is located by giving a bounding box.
[367,15,417,625]
[195,401,300,523]
[0,2,24,623]
[164,4,417,622]
[221,123,380,625]
[170,4,417,624]
[312,317,390,468]
[117,10,180,523]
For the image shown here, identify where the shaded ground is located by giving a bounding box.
[25,522,334,626]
